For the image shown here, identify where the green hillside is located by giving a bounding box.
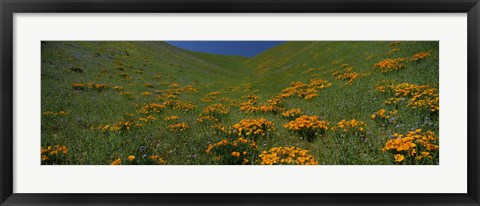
[41,41,439,165]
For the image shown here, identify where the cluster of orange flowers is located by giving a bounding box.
[201,91,221,102]
[167,122,190,132]
[281,108,302,119]
[169,82,180,88]
[111,158,122,165]
[162,100,175,107]
[371,108,398,124]
[372,58,408,73]
[162,83,198,93]
[164,116,179,121]
[238,95,259,112]
[231,118,275,138]
[180,85,198,93]
[410,51,430,62]
[155,90,178,100]
[254,103,285,114]
[155,88,178,97]
[238,93,283,113]
[284,115,329,132]
[91,120,138,132]
[137,103,166,114]
[245,105,284,114]
[258,147,318,165]
[154,84,198,101]
[72,82,110,91]
[148,155,167,164]
[332,119,366,133]
[377,82,439,112]
[284,116,329,141]
[138,115,157,123]
[242,94,260,102]
[238,103,256,113]
[210,123,228,134]
[239,80,330,115]
[382,129,439,164]
[163,100,197,112]
[309,79,333,90]
[197,104,229,134]
[280,82,311,99]
[205,137,258,165]
[196,115,219,123]
[279,79,332,100]
[371,108,398,120]
[202,103,229,117]
[332,64,360,85]
[239,96,284,114]
[111,155,166,165]
[373,51,431,73]
[41,145,68,164]
[42,111,69,116]
[140,91,152,96]
[206,137,258,153]
[334,72,360,85]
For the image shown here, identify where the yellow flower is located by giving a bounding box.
[410,51,430,61]
[332,119,366,133]
[376,82,439,112]
[281,108,302,118]
[41,155,49,161]
[382,129,438,164]
[128,155,135,161]
[231,118,275,137]
[394,154,404,162]
[231,151,240,158]
[202,104,229,116]
[164,116,179,121]
[167,122,190,132]
[111,158,121,165]
[258,147,318,165]
[372,58,408,73]
[332,66,360,85]
[284,115,329,131]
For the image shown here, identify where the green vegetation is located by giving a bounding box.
[41,41,439,165]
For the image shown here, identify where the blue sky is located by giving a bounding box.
[165,41,286,57]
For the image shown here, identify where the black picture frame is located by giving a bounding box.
[1,0,479,205]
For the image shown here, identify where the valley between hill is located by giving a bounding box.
[41,41,439,165]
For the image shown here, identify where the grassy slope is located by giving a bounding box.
[244,41,439,164]
[41,41,439,165]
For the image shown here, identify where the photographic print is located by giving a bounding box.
[41,41,439,165]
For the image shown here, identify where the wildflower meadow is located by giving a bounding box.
[41,41,439,165]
